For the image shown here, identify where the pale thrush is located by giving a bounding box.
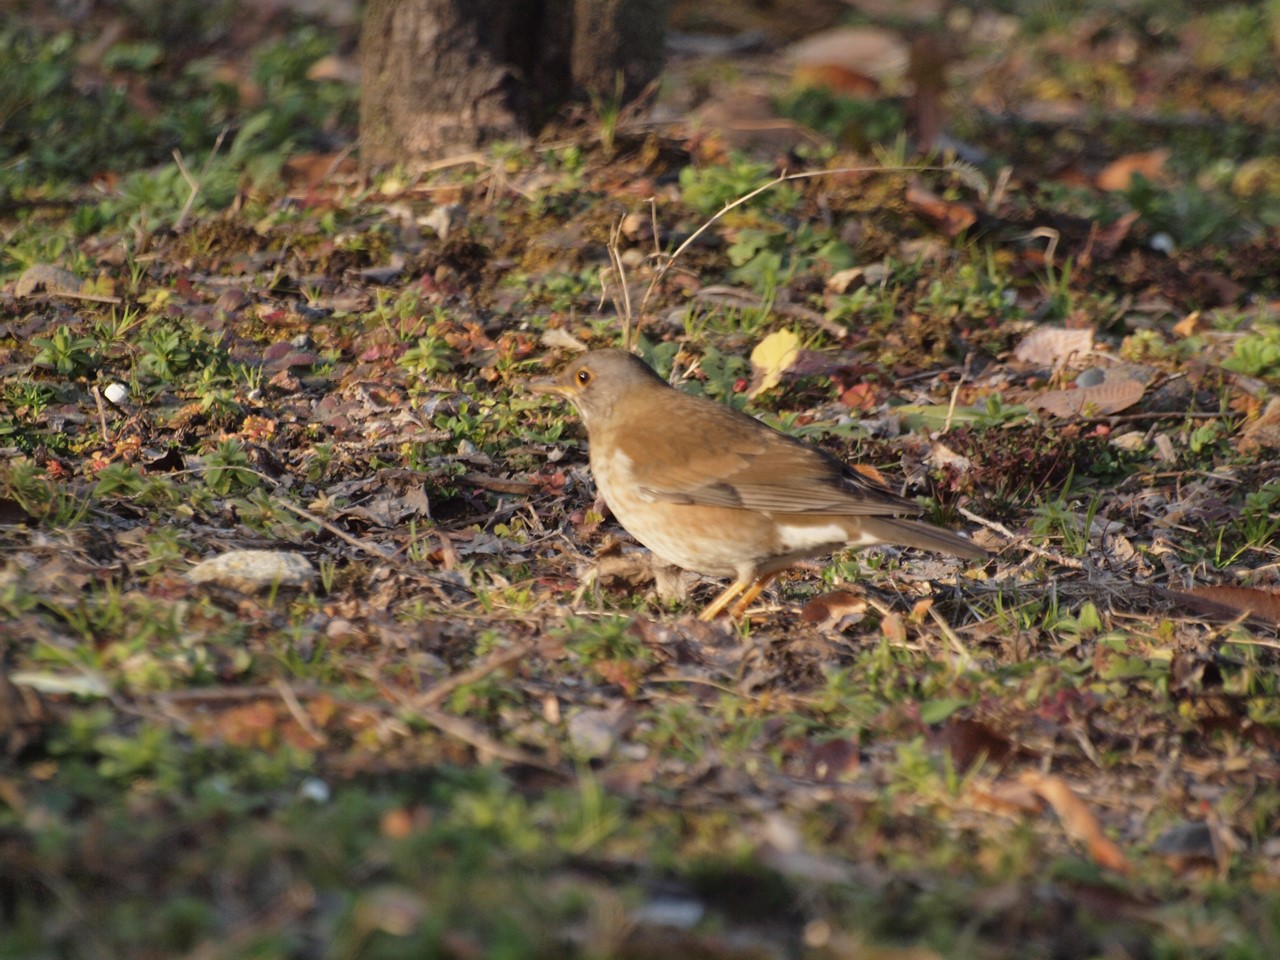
[529,349,986,620]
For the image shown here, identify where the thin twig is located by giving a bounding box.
[272,678,326,745]
[413,640,535,710]
[91,385,111,444]
[621,161,979,346]
[173,125,229,232]
[269,495,397,561]
[418,705,561,772]
[955,504,1085,570]
[48,290,123,305]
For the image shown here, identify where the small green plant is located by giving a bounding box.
[678,154,799,216]
[400,335,453,378]
[1029,493,1102,557]
[32,325,98,376]
[138,326,197,380]
[0,459,91,526]
[587,71,626,157]
[777,85,907,147]
[1223,324,1280,380]
[203,439,258,495]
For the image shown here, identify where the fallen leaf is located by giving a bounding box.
[969,780,1043,816]
[1172,311,1206,338]
[937,717,1015,771]
[800,590,868,627]
[1012,327,1094,366]
[1171,585,1280,627]
[805,736,861,782]
[1095,148,1169,191]
[748,329,801,398]
[906,182,977,236]
[880,611,907,644]
[1026,379,1145,418]
[1236,398,1280,454]
[1021,772,1131,874]
[788,26,910,88]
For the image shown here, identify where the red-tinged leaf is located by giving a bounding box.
[359,343,404,362]
[936,717,1015,772]
[839,381,879,411]
[806,737,860,783]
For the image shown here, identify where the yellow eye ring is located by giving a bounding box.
[576,369,592,385]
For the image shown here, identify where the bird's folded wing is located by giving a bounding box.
[621,417,921,516]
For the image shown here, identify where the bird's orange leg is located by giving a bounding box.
[697,579,749,621]
[727,572,779,619]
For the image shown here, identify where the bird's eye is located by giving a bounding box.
[576,368,592,386]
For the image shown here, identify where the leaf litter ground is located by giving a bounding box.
[3,2,1280,957]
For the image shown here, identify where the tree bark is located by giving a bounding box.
[360,0,668,169]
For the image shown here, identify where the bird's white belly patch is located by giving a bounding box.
[775,521,853,553]
[768,522,870,552]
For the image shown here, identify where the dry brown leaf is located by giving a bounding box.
[1235,398,1280,454]
[800,590,868,627]
[1095,148,1169,191]
[1012,326,1094,366]
[969,780,1043,816]
[881,611,907,644]
[1172,310,1207,338]
[905,182,977,236]
[805,737,861,782]
[1174,585,1280,627]
[938,717,1015,772]
[788,26,909,85]
[1021,772,1132,874]
[1027,379,1145,418]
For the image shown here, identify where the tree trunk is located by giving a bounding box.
[360,0,668,169]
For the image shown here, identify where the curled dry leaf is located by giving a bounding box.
[905,182,977,237]
[799,590,868,628]
[1012,326,1094,366]
[1020,772,1131,875]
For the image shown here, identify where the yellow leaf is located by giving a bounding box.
[748,329,801,398]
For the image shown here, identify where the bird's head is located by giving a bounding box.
[526,349,666,433]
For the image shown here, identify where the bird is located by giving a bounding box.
[528,348,987,620]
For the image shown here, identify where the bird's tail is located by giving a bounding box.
[858,516,989,561]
